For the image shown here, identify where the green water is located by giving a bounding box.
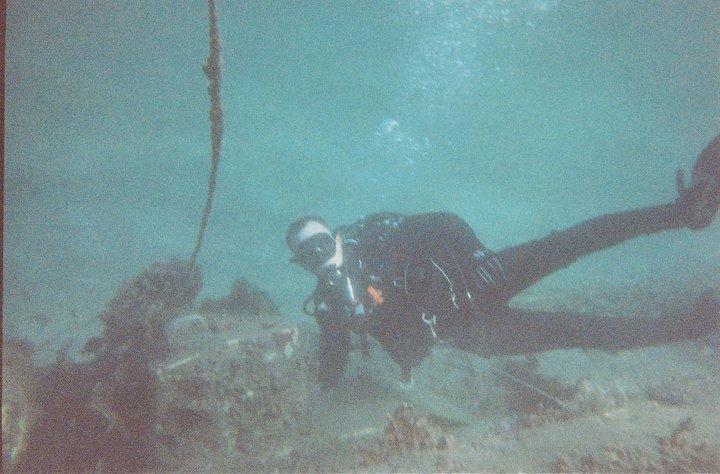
[4,0,719,350]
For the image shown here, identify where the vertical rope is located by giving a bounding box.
[190,0,223,267]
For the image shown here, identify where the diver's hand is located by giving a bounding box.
[399,366,414,390]
[676,134,720,230]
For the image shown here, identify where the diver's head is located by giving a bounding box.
[286,216,343,274]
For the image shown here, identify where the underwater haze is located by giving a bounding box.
[5,0,719,351]
[4,0,720,471]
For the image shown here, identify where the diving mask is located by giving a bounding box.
[291,232,337,272]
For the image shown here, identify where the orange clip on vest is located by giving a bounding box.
[366,285,384,306]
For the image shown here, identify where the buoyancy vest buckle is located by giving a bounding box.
[422,312,439,340]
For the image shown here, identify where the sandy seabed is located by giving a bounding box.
[3,272,719,472]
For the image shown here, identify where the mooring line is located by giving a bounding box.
[190,0,224,268]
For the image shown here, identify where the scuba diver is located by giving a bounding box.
[286,134,720,390]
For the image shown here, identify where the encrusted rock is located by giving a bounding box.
[152,324,310,470]
[552,417,720,473]
[2,339,37,468]
[361,403,459,468]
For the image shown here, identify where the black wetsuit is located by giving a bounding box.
[309,207,715,389]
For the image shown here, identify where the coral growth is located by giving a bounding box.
[198,277,279,321]
[4,1,262,470]
[12,357,153,472]
[552,417,720,473]
[361,404,460,470]
[152,325,311,471]
[383,403,452,452]
[5,256,304,472]
[6,259,203,472]
[92,259,202,357]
